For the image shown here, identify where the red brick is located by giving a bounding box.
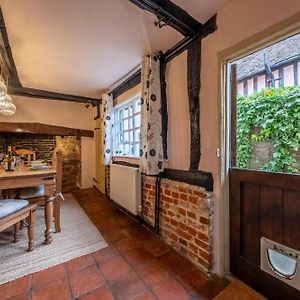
[199,216,209,225]
[180,194,188,201]
[187,211,196,220]
[188,195,198,204]
[178,207,186,216]
[173,198,179,205]
[199,249,211,262]
[178,222,187,231]
[164,189,171,196]
[178,186,188,193]
[167,211,175,217]
[188,243,198,254]
[149,190,155,197]
[145,184,153,189]
[172,192,179,198]
[179,238,188,247]
[176,229,192,241]
[197,232,209,242]
[162,195,173,203]
[170,219,178,227]
[193,190,205,198]
[163,216,170,224]
[186,225,197,236]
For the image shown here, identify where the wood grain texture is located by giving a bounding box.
[0,122,94,138]
[187,38,201,171]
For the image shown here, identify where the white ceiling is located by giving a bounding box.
[1,0,228,99]
[172,0,228,23]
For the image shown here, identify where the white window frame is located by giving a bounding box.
[113,94,141,157]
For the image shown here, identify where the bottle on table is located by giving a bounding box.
[4,145,15,171]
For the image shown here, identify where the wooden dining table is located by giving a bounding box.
[0,168,56,244]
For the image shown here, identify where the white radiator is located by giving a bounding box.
[110,164,141,215]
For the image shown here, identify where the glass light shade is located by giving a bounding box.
[0,94,16,116]
[0,80,7,97]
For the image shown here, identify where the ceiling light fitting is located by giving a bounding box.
[0,60,16,116]
[154,17,169,28]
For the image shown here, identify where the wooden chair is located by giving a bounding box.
[0,200,37,251]
[15,149,36,162]
[18,149,63,233]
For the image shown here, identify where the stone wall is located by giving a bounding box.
[142,175,214,272]
[56,136,81,192]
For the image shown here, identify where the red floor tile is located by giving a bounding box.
[153,278,192,300]
[65,254,95,274]
[8,295,29,300]
[99,255,131,283]
[68,265,104,298]
[92,245,119,264]
[32,264,66,288]
[31,279,70,300]
[0,276,30,300]
[136,261,170,289]
[134,291,157,300]
[144,239,170,258]
[111,271,147,300]
[114,237,141,253]
[79,285,115,300]
[123,247,154,268]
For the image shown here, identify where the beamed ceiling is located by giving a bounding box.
[0,0,228,102]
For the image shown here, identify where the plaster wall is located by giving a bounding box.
[200,0,300,274]
[0,95,96,189]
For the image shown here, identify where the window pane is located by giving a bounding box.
[124,131,129,142]
[124,107,129,118]
[135,128,140,142]
[134,114,141,127]
[134,100,141,112]
[129,131,133,142]
[124,144,129,155]
[123,119,128,130]
[133,143,139,157]
[129,117,133,129]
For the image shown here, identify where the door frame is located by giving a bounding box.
[218,14,300,276]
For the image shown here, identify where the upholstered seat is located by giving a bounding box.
[18,185,45,199]
[0,200,36,251]
[0,199,29,219]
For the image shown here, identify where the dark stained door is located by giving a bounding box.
[229,64,300,299]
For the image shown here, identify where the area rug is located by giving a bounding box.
[0,194,108,285]
[213,280,266,300]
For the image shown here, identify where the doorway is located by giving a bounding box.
[228,32,300,299]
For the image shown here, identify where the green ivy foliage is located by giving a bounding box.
[236,86,300,173]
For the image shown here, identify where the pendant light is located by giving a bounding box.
[0,61,7,97]
[0,94,16,116]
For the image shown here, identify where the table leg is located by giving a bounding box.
[54,199,61,233]
[44,195,53,244]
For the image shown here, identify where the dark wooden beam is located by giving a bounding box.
[110,70,141,99]
[0,122,94,138]
[163,15,217,62]
[187,38,201,171]
[160,55,168,159]
[128,0,201,36]
[0,6,100,106]
[162,168,213,191]
[10,86,100,106]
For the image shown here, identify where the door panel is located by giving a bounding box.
[230,168,300,299]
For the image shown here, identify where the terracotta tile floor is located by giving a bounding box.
[0,188,230,300]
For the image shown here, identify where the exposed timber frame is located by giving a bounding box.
[0,7,100,106]
[0,122,94,138]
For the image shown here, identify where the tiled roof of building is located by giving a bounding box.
[236,33,300,80]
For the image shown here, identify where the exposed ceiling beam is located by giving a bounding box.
[0,122,94,137]
[9,86,100,106]
[128,0,202,36]
[0,6,101,106]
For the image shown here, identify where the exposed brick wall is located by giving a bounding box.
[0,133,55,160]
[142,175,214,272]
[105,165,110,197]
[56,136,81,192]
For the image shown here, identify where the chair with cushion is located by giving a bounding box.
[15,148,36,162]
[0,199,37,251]
[17,149,63,233]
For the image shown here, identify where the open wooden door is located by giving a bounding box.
[94,118,105,194]
[229,63,300,299]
